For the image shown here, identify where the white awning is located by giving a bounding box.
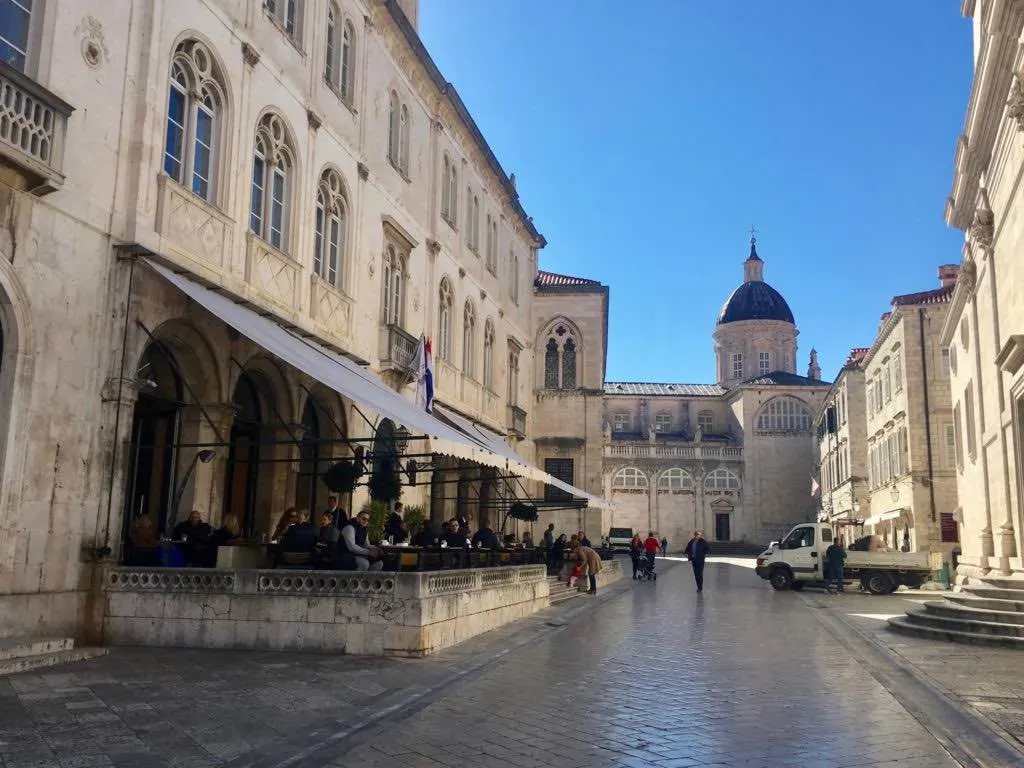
[862,508,906,526]
[144,260,612,508]
[433,404,613,509]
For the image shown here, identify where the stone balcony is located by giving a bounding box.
[0,61,73,196]
[378,323,418,377]
[507,404,526,437]
[603,441,743,461]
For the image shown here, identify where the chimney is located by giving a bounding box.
[938,264,959,288]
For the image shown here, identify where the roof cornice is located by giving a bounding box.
[940,252,977,345]
[947,0,1024,229]
[380,1,546,248]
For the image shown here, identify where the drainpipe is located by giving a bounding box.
[918,308,937,523]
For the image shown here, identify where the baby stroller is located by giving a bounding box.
[637,552,657,581]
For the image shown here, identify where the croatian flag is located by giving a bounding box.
[414,335,434,413]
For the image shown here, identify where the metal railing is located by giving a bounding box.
[380,324,418,374]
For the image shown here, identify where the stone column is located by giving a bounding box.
[178,403,235,526]
[98,377,142,562]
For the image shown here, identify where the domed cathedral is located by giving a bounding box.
[714,237,799,387]
[531,238,830,550]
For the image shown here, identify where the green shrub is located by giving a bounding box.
[361,500,390,543]
[402,505,426,535]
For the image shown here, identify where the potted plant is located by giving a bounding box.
[322,459,362,495]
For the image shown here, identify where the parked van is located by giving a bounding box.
[607,527,634,551]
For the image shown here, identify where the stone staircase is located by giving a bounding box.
[0,637,107,676]
[888,577,1024,648]
[547,575,587,606]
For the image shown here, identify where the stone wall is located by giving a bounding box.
[103,564,549,657]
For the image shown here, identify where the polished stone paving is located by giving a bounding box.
[0,561,1021,768]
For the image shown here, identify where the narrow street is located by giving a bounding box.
[3,560,1022,768]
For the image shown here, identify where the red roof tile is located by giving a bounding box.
[534,270,603,288]
[891,284,954,307]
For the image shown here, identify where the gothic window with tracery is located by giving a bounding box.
[313,168,347,287]
[483,319,495,389]
[462,300,477,376]
[165,40,226,202]
[438,277,454,361]
[542,323,579,390]
[250,112,296,251]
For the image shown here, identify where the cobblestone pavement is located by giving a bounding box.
[800,585,1024,757]
[0,561,1020,768]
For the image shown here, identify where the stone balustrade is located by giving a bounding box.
[103,564,549,657]
[603,443,743,460]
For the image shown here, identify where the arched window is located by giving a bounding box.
[340,20,355,103]
[756,397,814,432]
[399,103,410,173]
[562,339,576,388]
[483,319,495,389]
[438,278,453,361]
[658,468,694,491]
[462,300,476,375]
[313,168,347,287]
[250,113,295,251]
[485,216,498,274]
[164,40,225,202]
[387,91,400,167]
[704,468,740,491]
[325,4,338,84]
[485,214,494,266]
[381,245,405,325]
[441,155,457,224]
[471,195,480,251]
[612,467,648,490]
[266,0,303,39]
[544,339,558,389]
[509,248,519,301]
[542,323,580,390]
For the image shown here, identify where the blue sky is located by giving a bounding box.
[419,1,973,384]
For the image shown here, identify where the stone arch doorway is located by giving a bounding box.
[223,372,264,535]
[124,343,184,542]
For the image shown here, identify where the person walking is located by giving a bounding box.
[824,535,847,593]
[629,533,644,579]
[683,531,710,592]
[660,536,668,556]
[643,531,660,574]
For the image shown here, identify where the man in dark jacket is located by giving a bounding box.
[824,536,847,592]
[683,531,710,592]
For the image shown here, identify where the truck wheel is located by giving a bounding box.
[866,572,896,595]
[769,569,792,591]
[789,581,805,591]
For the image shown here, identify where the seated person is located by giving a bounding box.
[272,507,298,541]
[315,511,340,565]
[385,510,407,544]
[440,521,467,549]
[412,521,437,548]
[471,525,499,550]
[172,510,212,566]
[337,509,383,571]
[279,508,317,555]
[201,514,241,567]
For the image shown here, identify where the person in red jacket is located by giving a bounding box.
[644,531,660,573]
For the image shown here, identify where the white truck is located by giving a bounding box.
[754,522,934,595]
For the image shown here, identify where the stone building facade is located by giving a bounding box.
[532,240,830,550]
[942,0,1024,582]
[815,348,871,529]
[0,0,586,640]
[859,269,960,555]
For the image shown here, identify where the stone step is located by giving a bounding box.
[0,637,74,661]
[946,593,1024,613]
[920,600,1024,627]
[980,577,1024,591]
[903,605,1024,638]
[0,647,107,676]
[549,586,584,605]
[888,616,1024,649]
[961,584,1024,601]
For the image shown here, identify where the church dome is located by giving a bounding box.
[716,237,795,326]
